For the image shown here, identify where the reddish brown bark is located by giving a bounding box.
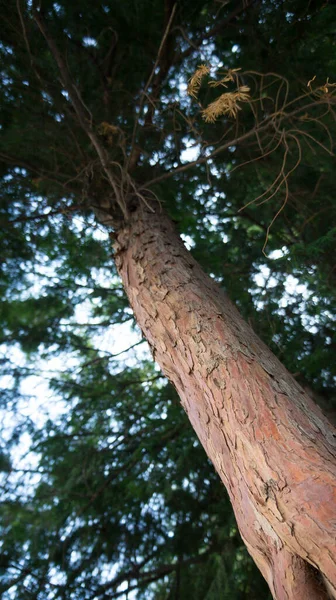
[114,206,336,599]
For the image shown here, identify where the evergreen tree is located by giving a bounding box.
[1,1,335,598]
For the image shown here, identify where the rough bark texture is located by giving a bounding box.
[114,205,336,599]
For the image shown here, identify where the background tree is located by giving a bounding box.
[0,0,335,598]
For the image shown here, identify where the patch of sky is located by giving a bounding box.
[1,252,152,507]
[166,74,190,108]
[149,151,162,166]
[209,161,224,179]
[180,233,195,250]
[22,258,63,300]
[283,275,310,299]
[253,265,277,290]
[69,550,83,568]
[0,42,13,55]
[207,192,226,206]
[206,213,219,230]
[49,567,67,587]
[117,581,130,595]
[141,492,165,516]
[90,320,148,371]
[209,272,221,282]
[141,462,155,481]
[251,265,329,336]
[212,58,224,69]
[83,36,97,47]
[202,209,229,243]
[160,406,167,420]
[195,185,209,196]
[268,247,289,260]
[182,477,197,494]
[91,221,109,242]
[2,77,13,87]
[179,80,188,93]
[181,139,200,163]
[205,146,215,157]
[41,91,53,104]
[0,345,70,464]
[200,42,226,70]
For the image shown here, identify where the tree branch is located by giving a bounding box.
[176,0,259,63]
[128,3,177,171]
[32,8,128,218]
[142,97,335,188]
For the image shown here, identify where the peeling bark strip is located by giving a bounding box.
[114,206,336,599]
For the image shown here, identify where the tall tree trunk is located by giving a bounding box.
[114,205,336,599]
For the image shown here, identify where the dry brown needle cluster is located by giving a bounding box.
[187,64,210,99]
[188,65,250,121]
[202,85,250,122]
[97,122,120,145]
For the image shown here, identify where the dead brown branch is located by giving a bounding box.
[144,69,335,253]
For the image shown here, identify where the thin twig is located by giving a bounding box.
[143,96,335,188]
[229,132,284,173]
[127,3,177,170]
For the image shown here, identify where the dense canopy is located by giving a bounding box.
[0,0,335,598]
